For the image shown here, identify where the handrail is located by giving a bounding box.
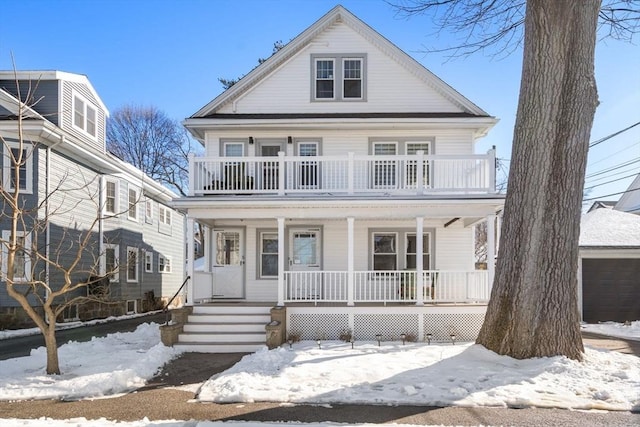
[164,275,190,325]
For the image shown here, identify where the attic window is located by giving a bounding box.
[312,54,366,102]
[73,94,97,138]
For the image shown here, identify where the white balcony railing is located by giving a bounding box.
[189,150,496,196]
[283,270,490,305]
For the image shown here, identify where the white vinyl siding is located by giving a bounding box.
[219,23,462,114]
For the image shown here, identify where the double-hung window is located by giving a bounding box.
[373,142,397,188]
[105,180,118,214]
[3,144,33,194]
[259,232,278,278]
[104,244,119,282]
[2,231,31,282]
[145,251,153,273]
[159,255,171,273]
[159,205,171,225]
[343,58,362,99]
[73,94,97,138]
[315,59,335,99]
[128,187,138,220]
[313,54,366,101]
[126,247,138,282]
[373,233,397,271]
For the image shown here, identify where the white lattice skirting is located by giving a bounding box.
[287,305,487,343]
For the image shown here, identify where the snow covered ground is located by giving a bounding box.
[0,320,638,426]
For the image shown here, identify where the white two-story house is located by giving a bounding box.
[173,6,505,352]
[0,71,185,326]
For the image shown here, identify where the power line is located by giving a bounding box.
[585,157,640,179]
[587,139,640,167]
[585,165,640,185]
[584,172,638,190]
[589,121,640,148]
[583,185,640,202]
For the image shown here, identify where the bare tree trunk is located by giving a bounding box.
[477,0,600,360]
[43,321,60,375]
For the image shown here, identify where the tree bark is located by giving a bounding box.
[476,0,600,360]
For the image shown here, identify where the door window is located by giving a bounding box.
[406,233,430,269]
[406,142,430,188]
[216,232,240,266]
[297,142,318,188]
[292,232,318,266]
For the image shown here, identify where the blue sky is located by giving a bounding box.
[1,0,638,204]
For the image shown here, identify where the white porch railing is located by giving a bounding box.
[283,270,490,305]
[189,150,496,196]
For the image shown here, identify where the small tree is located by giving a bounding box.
[218,40,286,89]
[1,73,121,375]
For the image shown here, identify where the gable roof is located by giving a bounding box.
[580,208,640,247]
[614,173,640,214]
[191,5,490,119]
[0,70,108,114]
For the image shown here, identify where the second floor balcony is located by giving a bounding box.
[188,149,497,197]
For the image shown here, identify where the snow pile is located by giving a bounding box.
[0,322,180,401]
[582,321,640,341]
[198,341,640,412]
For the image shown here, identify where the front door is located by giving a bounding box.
[289,228,322,299]
[212,228,244,298]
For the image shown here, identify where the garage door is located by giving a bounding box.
[582,258,640,323]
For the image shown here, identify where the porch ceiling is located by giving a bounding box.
[176,197,503,224]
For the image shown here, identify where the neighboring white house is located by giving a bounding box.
[0,71,185,325]
[614,173,640,214]
[172,5,505,352]
[579,208,640,323]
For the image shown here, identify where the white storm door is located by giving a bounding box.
[213,229,245,298]
[289,228,322,299]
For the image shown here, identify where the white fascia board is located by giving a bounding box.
[183,116,498,132]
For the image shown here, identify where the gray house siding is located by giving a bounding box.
[0,144,41,308]
[0,80,60,125]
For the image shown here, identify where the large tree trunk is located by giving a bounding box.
[476,0,600,360]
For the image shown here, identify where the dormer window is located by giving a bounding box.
[312,54,366,101]
[73,94,97,138]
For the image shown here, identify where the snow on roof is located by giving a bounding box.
[580,208,640,247]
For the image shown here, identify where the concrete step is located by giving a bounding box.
[183,322,266,333]
[179,331,265,343]
[192,304,272,315]
[174,342,266,353]
[187,313,272,324]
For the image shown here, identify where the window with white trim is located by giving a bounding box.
[2,143,33,194]
[312,54,366,101]
[373,142,398,188]
[406,142,431,188]
[105,180,118,214]
[159,205,171,225]
[342,58,362,99]
[73,94,97,138]
[104,244,119,282]
[1,230,31,282]
[145,251,153,273]
[259,232,278,278]
[158,255,171,273]
[315,59,334,99]
[126,247,138,282]
[145,199,153,223]
[372,233,397,271]
[128,187,138,220]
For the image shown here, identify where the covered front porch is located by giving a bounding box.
[183,199,501,309]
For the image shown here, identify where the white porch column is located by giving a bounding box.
[186,217,195,306]
[347,217,355,306]
[487,214,497,290]
[415,217,425,306]
[203,225,211,272]
[277,217,285,306]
